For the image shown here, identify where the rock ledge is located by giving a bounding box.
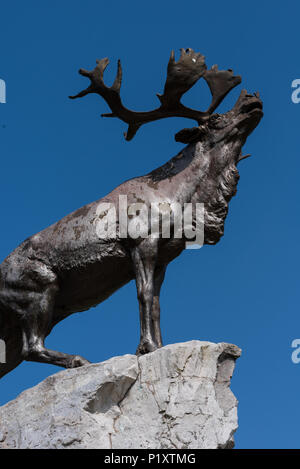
[0,341,241,449]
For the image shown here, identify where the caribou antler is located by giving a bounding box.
[69,48,241,141]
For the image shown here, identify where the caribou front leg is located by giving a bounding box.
[130,239,159,355]
[152,265,167,348]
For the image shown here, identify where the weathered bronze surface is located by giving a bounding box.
[0,49,263,378]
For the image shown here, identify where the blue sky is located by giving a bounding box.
[0,0,299,449]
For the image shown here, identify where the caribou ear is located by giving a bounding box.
[175,125,207,144]
[237,153,251,163]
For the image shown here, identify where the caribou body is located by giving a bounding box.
[0,49,262,378]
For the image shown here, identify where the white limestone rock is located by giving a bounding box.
[0,341,241,449]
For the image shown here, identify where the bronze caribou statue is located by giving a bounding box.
[0,49,263,378]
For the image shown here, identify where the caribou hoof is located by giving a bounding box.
[136,340,158,356]
[68,355,91,368]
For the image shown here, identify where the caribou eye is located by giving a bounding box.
[209,114,222,126]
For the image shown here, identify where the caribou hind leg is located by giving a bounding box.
[0,310,23,379]
[20,283,90,369]
[0,258,91,370]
